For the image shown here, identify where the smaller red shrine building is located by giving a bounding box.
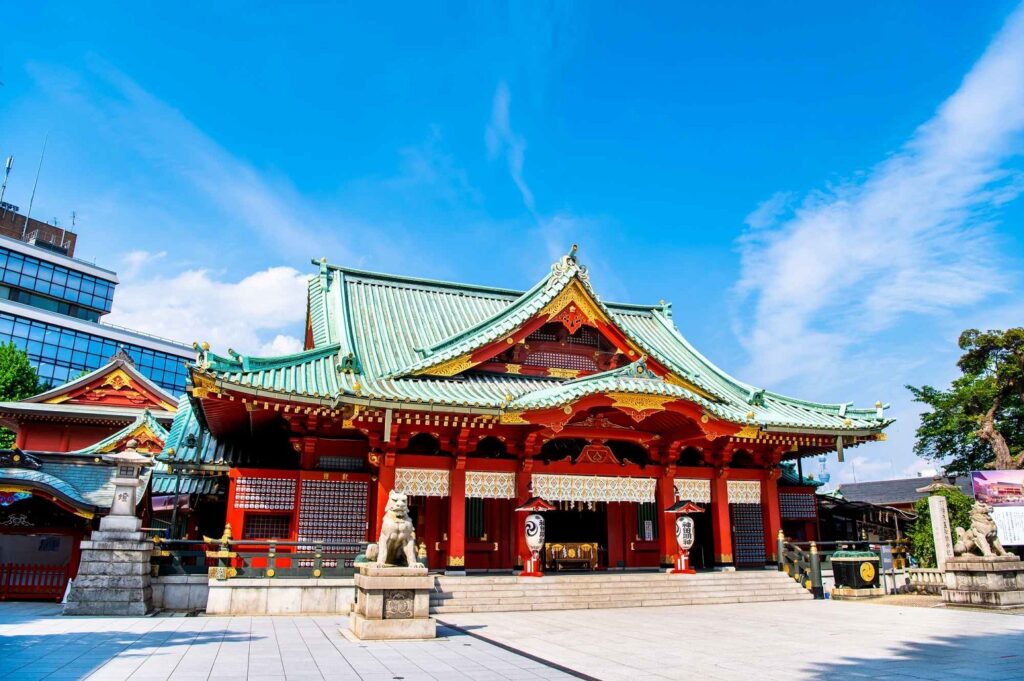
[0,353,178,600]
[168,249,891,574]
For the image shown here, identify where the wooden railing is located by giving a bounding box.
[776,535,905,599]
[151,533,362,581]
[0,563,68,601]
[151,538,212,576]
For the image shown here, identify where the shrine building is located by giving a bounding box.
[0,354,182,600]
[173,249,891,572]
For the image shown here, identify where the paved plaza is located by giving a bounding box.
[2,600,1024,680]
[0,603,576,681]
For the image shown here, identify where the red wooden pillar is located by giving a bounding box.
[607,503,625,568]
[762,471,782,561]
[515,459,533,568]
[373,449,396,537]
[447,455,467,573]
[657,465,677,567]
[711,472,733,566]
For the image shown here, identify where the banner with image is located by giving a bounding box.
[971,471,1024,546]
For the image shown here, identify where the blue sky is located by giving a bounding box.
[3,2,1024,484]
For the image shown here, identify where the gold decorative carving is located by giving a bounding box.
[608,392,672,421]
[499,410,529,425]
[662,373,716,402]
[874,432,888,441]
[190,372,221,399]
[547,367,580,379]
[416,354,475,377]
[448,555,465,567]
[733,424,761,439]
[541,279,605,328]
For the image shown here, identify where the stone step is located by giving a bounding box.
[436,571,781,584]
[430,583,808,601]
[428,571,812,614]
[434,575,791,590]
[430,589,809,607]
[430,592,811,614]
[432,580,801,595]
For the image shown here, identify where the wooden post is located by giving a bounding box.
[374,449,396,538]
[658,466,677,568]
[761,473,782,562]
[447,455,467,574]
[515,459,533,568]
[711,472,733,566]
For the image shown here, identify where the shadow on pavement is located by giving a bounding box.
[0,604,259,680]
[802,629,1024,680]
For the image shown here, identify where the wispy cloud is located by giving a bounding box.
[486,82,535,214]
[28,59,355,263]
[735,5,1024,387]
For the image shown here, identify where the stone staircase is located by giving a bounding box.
[430,570,812,614]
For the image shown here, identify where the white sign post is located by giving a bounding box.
[929,495,955,571]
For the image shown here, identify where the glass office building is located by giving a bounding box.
[0,232,192,394]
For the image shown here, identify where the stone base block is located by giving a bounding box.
[831,586,883,600]
[943,588,1024,609]
[941,556,1024,610]
[348,612,436,640]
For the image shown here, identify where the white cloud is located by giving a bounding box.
[106,264,308,356]
[259,334,305,357]
[486,82,535,214]
[735,5,1024,387]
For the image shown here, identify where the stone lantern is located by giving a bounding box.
[64,439,156,616]
[102,439,154,526]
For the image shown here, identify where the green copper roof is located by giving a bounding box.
[66,410,169,456]
[0,462,152,511]
[160,394,247,466]
[196,253,892,434]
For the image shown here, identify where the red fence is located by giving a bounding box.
[0,563,69,601]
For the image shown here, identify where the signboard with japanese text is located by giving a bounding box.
[971,471,1024,546]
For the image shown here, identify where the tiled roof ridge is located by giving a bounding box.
[316,260,662,312]
[644,307,888,418]
[65,408,169,456]
[25,355,178,407]
[203,343,341,374]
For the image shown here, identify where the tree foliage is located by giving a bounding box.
[908,486,974,568]
[0,342,42,449]
[908,328,1024,474]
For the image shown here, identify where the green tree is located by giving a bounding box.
[908,328,1024,474]
[908,486,974,568]
[0,342,42,448]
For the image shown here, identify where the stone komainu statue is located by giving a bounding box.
[363,491,422,568]
[954,501,1009,558]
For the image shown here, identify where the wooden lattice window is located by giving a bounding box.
[465,497,486,540]
[636,502,659,541]
[524,351,598,372]
[241,514,291,540]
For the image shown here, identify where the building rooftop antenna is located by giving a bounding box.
[23,133,49,239]
[0,155,12,219]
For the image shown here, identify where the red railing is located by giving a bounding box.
[0,563,69,601]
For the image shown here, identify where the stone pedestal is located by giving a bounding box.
[942,555,1024,609]
[347,565,435,640]
[63,515,154,616]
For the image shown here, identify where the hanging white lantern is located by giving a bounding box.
[676,515,695,552]
[525,513,545,555]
